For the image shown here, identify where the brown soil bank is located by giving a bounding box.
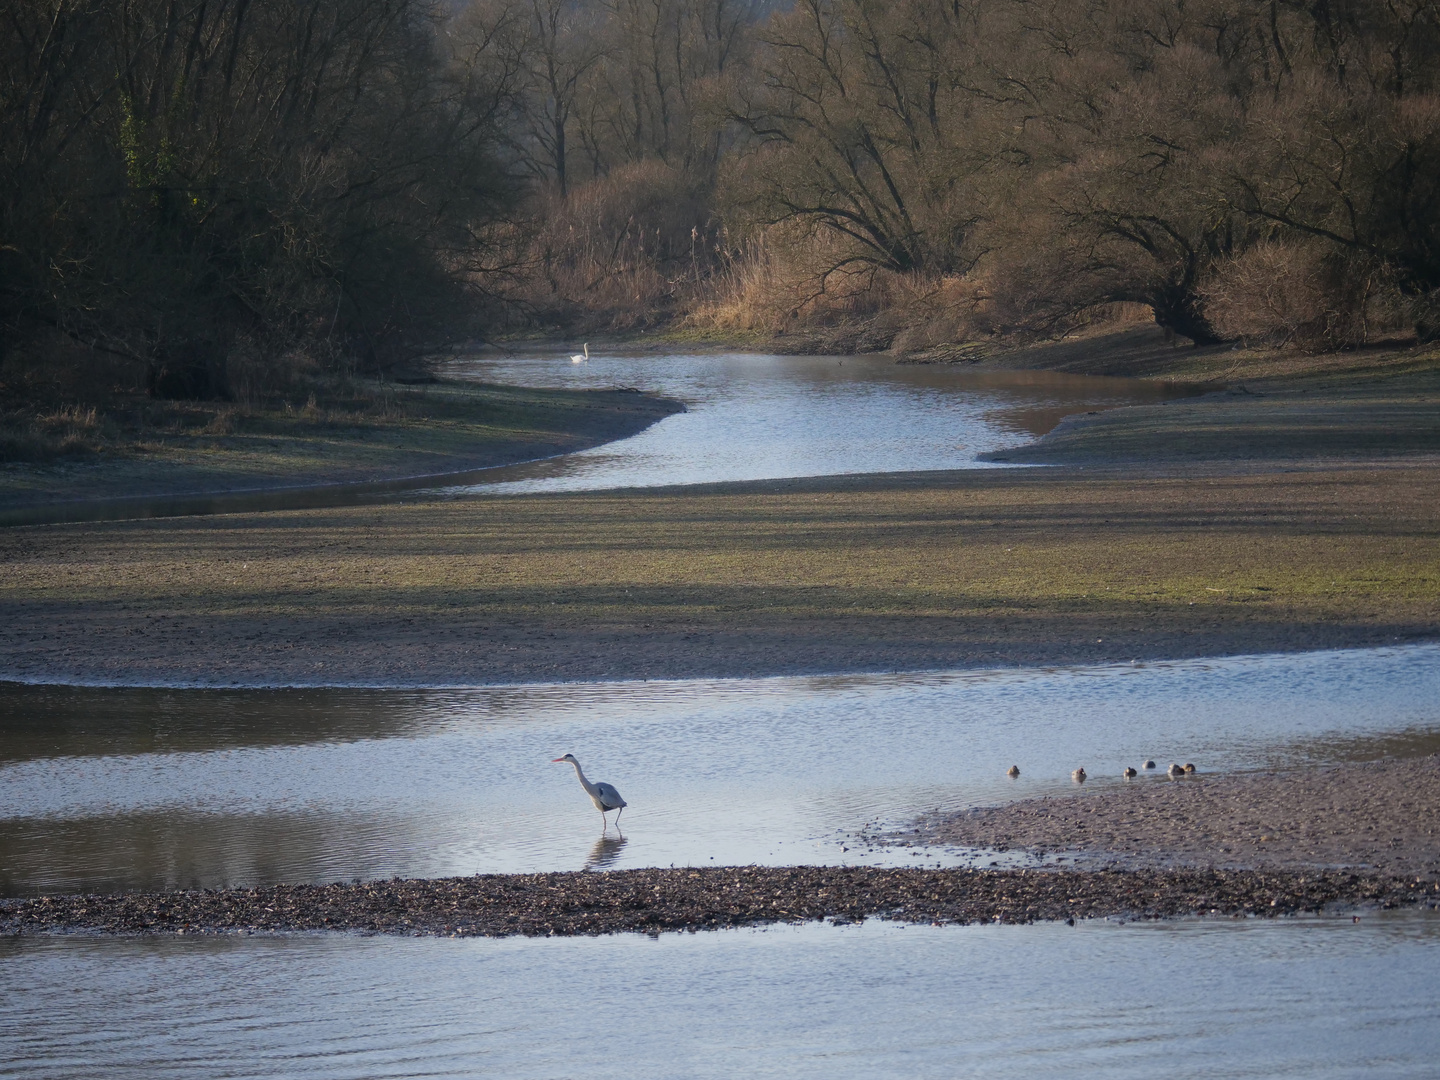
[2,461,1437,685]
[984,374,1440,466]
[3,865,1436,937]
[914,756,1440,877]
[965,328,1440,466]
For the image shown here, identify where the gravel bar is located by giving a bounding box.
[3,866,1437,938]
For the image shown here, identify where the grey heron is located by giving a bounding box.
[553,753,627,828]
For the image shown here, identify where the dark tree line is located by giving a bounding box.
[2,0,517,398]
[5,0,1439,400]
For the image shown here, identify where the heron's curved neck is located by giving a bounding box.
[568,759,598,796]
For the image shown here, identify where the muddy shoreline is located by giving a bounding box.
[0,382,683,520]
[4,865,1436,938]
[908,755,1440,878]
[4,459,1437,687]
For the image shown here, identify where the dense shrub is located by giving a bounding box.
[1201,242,1402,350]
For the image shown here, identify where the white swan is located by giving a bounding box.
[570,343,589,363]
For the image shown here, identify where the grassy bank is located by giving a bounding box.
[0,379,682,510]
[2,462,1436,685]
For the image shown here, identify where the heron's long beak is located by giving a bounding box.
[551,757,566,763]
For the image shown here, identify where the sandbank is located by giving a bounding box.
[909,755,1440,878]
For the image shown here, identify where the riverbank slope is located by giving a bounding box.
[0,379,682,513]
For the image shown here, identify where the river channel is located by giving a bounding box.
[433,347,1197,494]
[1,349,1198,526]
[4,647,1440,1075]
[4,351,1437,1075]
[4,645,1439,895]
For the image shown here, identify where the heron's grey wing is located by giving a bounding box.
[594,782,626,809]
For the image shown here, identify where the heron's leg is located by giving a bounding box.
[614,806,624,828]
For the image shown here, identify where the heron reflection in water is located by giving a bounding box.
[586,833,628,869]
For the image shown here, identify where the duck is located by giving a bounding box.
[1143,760,1157,769]
[1183,763,1196,774]
[1007,765,1020,778]
[1167,762,1185,777]
[1072,767,1087,782]
[1123,766,1137,778]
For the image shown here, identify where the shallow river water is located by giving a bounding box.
[3,644,1438,894]
[3,913,1438,1079]
[6,650,1439,1077]
[436,348,1196,494]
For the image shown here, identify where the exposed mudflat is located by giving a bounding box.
[3,462,1436,687]
[911,755,1440,876]
[3,865,1437,938]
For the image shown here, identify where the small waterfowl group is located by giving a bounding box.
[1005,759,1199,780]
